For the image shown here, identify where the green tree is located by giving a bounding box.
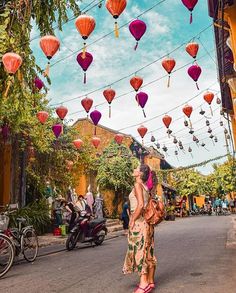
[96,142,139,215]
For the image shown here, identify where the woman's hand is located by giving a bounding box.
[129,217,135,229]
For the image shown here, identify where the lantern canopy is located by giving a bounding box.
[162,57,176,87]
[181,0,198,23]
[52,124,63,138]
[103,88,116,118]
[129,19,147,50]
[106,0,127,37]
[37,111,49,124]
[76,52,93,84]
[187,64,201,90]
[2,52,22,74]
[90,110,102,135]
[81,97,93,115]
[136,92,148,118]
[73,139,83,149]
[75,15,96,58]
[56,105,68,120]
[39,35,60,77]
[114,133,124,145]
[92,136,101,148]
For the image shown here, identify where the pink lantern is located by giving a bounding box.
[76,52,93,84]
[187,65,201,90]
[34,77,44,90]
[181,0,198,24]
[52,124,63,138]
[136,92,148,118]
[90,110,102,135]
[129,19,147,50]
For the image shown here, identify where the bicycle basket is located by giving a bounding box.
[0,215,9,231]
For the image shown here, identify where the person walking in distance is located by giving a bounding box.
[123,164,157,293]
[85,185,94,215]
[121,198,130,235]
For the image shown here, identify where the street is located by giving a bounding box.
[1,216,236,293]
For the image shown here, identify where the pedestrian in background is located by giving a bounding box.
[123,164,157,293]
[85,185,94,215]
[121,198,130,235]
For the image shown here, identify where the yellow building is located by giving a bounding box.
[208,1,236,146]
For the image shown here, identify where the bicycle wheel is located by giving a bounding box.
[22,229,38,262]
[0,233,14,278]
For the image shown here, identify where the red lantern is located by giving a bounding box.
[181,0,198,24]
[39,35,60,77]
[103,88,116,118]
[203,91,214,116]
[114,133,124,145]
[81,97,93,116]
[73,139,83,149]
[130,76,143,92]
[106,0,127,37]
[56,105,68,121]
[186,42,199,60]
[75,15,96,59]
[137,125,148,144]
[92,136,101,148]
[182,104,193,128]
[162,115,172,128]
[2,52,23,97]
[162,58,176,87]
[37,111,49,124]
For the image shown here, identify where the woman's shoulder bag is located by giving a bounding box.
[144,196,165,225]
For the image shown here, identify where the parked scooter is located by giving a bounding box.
[66,211,107,251]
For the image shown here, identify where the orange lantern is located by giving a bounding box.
[39,35,60,77]
[92,136,101,148]
[2,52,22,97]
[56,105,68,121]
[203,91,214,116]
[106,0,127,37]
[37,111,49,124]
[73,139,83,149]
[75,15,96,59]
[114,133,124,145]
[182,104,193,128]
[137,125,148,144]
[130,76,143,92]
[186,42,199,62]
[161,57,176,87]
[103,88,116,118]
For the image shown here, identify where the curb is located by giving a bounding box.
[226,215,236,249]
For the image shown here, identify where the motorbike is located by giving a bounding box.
[66,211,107,251]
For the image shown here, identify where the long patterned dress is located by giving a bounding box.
[123,185,157,275]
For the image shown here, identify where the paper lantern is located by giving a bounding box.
[76,52,93,84]
[129,19,147,50]
[92,137,101,148]
[52,124,63,138]
[56,105,68,120]
[187,64,201,90]
[181,0,198,23]
[73,139,83,149]
[106,0,127,37]
[186,42,199,60]
[203,91,214,116]
[162,57,176,87]
[90,110,102,135]
[37,111,49,124]
[114,133,124,145]
[136,92,148,117]
[34,77,44,90]
[103,88,116,118]
[81,97,93,116]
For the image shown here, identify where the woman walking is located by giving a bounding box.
[123,164,157,293]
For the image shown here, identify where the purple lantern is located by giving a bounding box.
[52,124,63,138]
[188,65,201,90]
[90,110,102,135]
[129,19,147,50]
[181,0,198,24]
[34,77,44,90]
[76,52,93,84]
[136,92,148,118]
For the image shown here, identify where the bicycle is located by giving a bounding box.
[6,216,39,262]
[0,214,14,278]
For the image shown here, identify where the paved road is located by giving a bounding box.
[1,216,236,293]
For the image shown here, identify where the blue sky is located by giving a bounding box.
[30,0,231,174]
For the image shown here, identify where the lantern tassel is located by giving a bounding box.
[43,62,50,77]
[114,21,119,38]
[190,12,193,24]
[189,119,192,129]
[190,153,193,158]
[134,41,138,50]
[210,105,213,116]
[109,105,111,118]
[4,80,12,98]
[142,109,146,118]
[82,43,86,59]
[84,72,86,84]
[17,69,23,82]
[167,75,171,88]
[195,82,199,90]
[94,126,97,135]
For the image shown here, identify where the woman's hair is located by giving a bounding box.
[139,164,150,183]
[150,170,158,195]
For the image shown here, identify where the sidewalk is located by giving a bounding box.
[226,214,236,248]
